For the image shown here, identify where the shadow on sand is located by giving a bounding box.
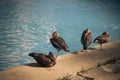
[25,63,50,68]
[88,47,96,50]
[71,47,96,54]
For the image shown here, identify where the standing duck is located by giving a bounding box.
[50,31,69,56]
[93,32,110,50]
[81,29,92,52]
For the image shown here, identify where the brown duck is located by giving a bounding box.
[50,31,69,56]
[81,29,92,52]
[28,52,56,67]
[93,32,110,50]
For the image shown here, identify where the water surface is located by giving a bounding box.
[0,0,120,70]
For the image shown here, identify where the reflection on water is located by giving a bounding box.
[0,0,120,70]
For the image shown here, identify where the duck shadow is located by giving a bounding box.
[88,47,96,50]
[25,63,50,68]
[71,47,96,54]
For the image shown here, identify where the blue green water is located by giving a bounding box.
[0,0,120,70]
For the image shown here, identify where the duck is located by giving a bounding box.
[93,32,110,50]
[28,52,56,67]
[50,31,69,56]
[81,29,92,52]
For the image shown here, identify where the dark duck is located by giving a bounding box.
[93,32,110,50]
[81,29,92,52]
[28,52,56,67]
[50,31,69,56]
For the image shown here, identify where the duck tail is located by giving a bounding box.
[65,48,70,52]
[66,49,70,52]
[93,39,98,43]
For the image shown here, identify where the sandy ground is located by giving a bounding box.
[0,40,120,80]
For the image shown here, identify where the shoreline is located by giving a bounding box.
[0,40,120,80]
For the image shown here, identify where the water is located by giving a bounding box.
[0,0,120,70]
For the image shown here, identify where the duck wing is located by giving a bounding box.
[86,32,92,46]
[34,54,53,66]
[93,35,110,43]
[81,32,92,46]
[50,37,69,52]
